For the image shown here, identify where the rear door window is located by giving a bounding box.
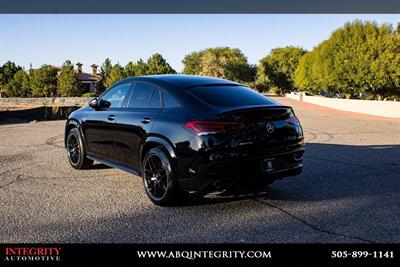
[128,82,155,108]
[188,86,275,107]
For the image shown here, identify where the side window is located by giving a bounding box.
[149,88,162,109]
[128,83,155,108]
[162,90,181,108]
[100,83,131,108]
[128,83,160,108]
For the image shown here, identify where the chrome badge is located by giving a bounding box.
[266,122,275,134]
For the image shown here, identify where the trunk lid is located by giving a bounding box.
[220,105,303,152]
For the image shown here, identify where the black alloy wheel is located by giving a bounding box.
[66,128,93,169]
[142,148,184,206]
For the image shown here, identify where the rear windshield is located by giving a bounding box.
[188,86,275,107]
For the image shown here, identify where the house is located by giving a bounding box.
[76,63,100,93]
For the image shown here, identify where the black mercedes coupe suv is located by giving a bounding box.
[65,75,304,205]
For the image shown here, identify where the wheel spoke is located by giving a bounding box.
[153,180,158,195]
[160,181,167,192]
[147,157,157,172]
[144,154,169,200]
[67,134,80,164]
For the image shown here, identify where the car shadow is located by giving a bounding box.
[91,163,112,170]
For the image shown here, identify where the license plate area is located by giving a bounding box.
[262,158,276,173]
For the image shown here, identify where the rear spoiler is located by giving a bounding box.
[219,105,293,114]
[184,83,241,90]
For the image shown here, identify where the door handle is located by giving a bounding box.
[141,117,151,124]
[107,114,116,121]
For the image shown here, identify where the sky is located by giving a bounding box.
[0,14,399,72]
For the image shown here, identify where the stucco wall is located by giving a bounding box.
[285,93,400,118]
[285,93,302,101]
[0,97,91,106]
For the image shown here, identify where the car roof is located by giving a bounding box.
[121,74,241,89]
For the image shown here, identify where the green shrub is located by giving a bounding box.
[81,92,96,98]
[270,86,282,95]
[253,82,269,93]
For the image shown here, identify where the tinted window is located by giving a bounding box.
[188,86,275,107]
[149,89,161,109]
[162,91,181,108]
[101,83,131,108]
[128,83,155,108]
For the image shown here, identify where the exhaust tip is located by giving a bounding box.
[293,152,304,162]
[209,153,223,161]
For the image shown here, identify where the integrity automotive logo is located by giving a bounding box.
[3,247,62,263]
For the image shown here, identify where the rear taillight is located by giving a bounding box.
[286,113,303,137]
[286,114,300,125]
[184,120,245,135]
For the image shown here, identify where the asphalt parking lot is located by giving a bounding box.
[0,97,399,243]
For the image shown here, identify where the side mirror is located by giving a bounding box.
[88,98,98,109]
[100,99,111,108]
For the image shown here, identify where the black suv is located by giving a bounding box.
[65,75,304,205]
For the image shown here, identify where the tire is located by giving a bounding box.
[66,128,93,170]
[141,147,185,206]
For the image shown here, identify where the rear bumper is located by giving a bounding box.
[178,149,304,191]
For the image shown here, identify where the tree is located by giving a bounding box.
[30,65,58,97]
[199,49,226,78]
[182,51,204,75]
[99,58,112,80]
[133,59,148,76]
[254,62,272,92]
[361,23,400,100]
[125,61,136,77]
[294,20,400,100]
[256,46,307,93]
[3,69,30,97]
[186,47,255,83]
[328,21,372,98]
[146,53,176,75]
[98,58,113,92]
[57,60,82,97]
[294,41,336,95]
[124,59,148,77]
[0,61,21,97]
[105,63,125,88]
